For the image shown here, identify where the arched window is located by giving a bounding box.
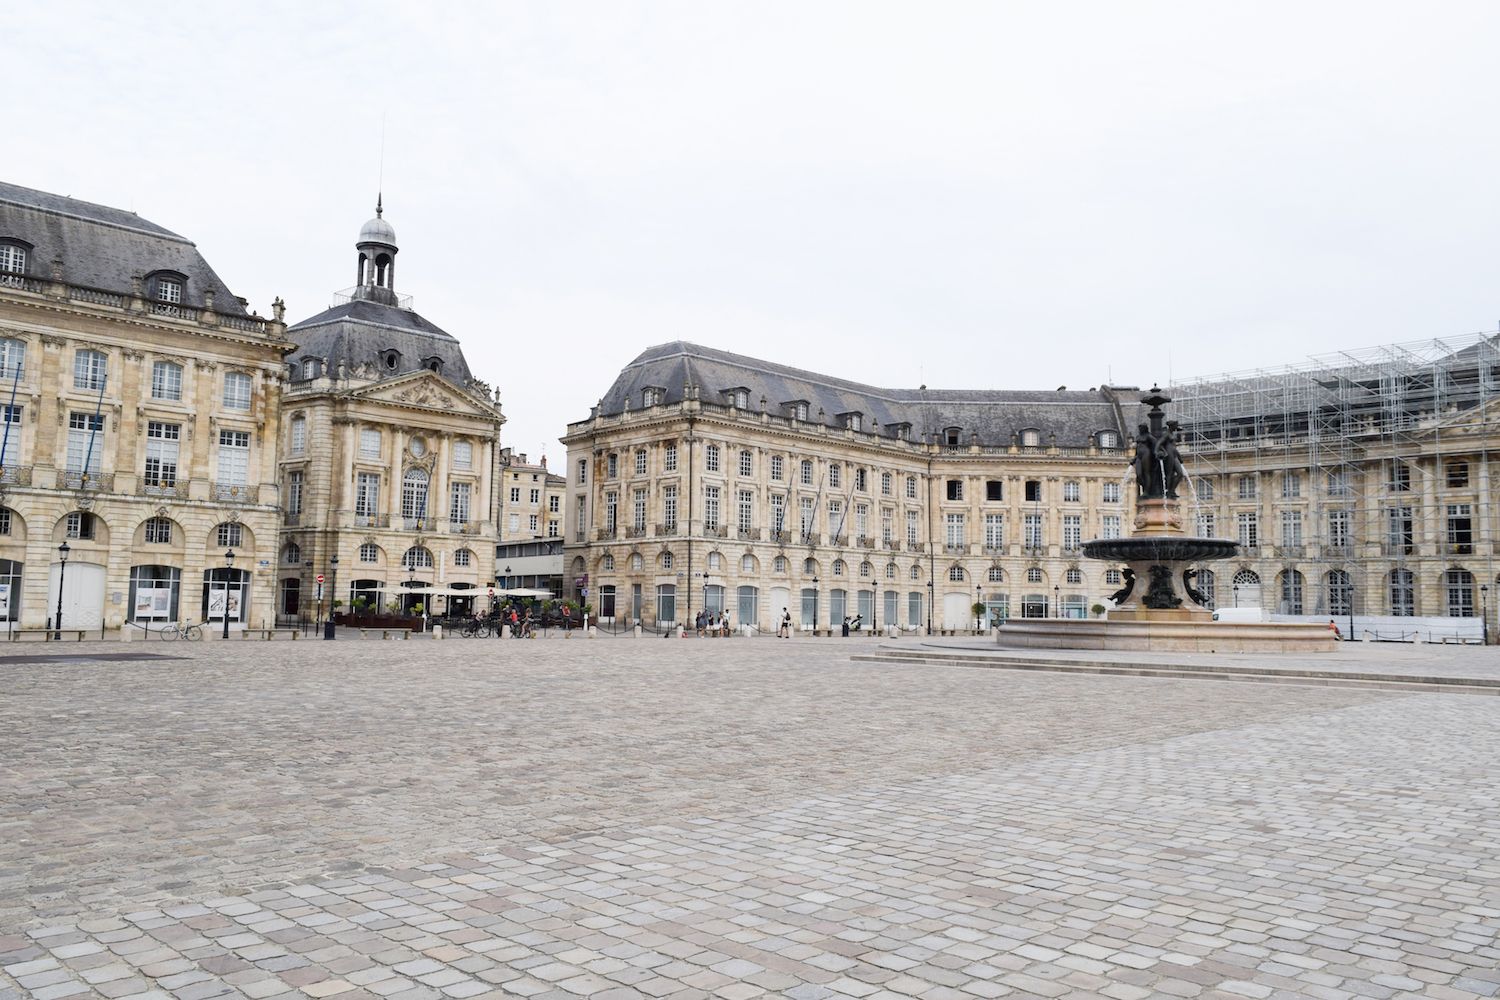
[1325,570,1351,616]
[283,542,301,564]
[1027,567,1043,584]
[630,553,643,571]
[143,517,173,544]
[660,550,674,569]
[773,555,787,573]
[602,553,616,570]
[858,561,872,578]
[910,565,920,580]
[454,548,473,567]
[948,565,964,582]
[1279,570,1304,615]
[1446,569,1475,617]
[832,559,845,576]
[358,543,380,563]
[707,551,722,570]
[803,558,817,574]
[988,566,1003,582]
[1065,568,1082,585]
[1019,428,1041,447]
[741,554,757,573]
[1390,569,1415,616]
[402,546,434,570]
[402,467,429,523]
[887,563,898,579]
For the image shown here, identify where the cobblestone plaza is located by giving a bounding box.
[2,639,1497,999]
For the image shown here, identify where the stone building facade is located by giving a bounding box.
[0,182,290,632]
[561,343,1137,631]
[494,449,566,597]
[277,202,504,622]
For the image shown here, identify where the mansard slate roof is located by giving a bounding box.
[595,342,1134,447]
[288,298,473,383]
[0,180,250,315]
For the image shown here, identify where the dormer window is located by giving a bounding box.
[147,272,187,316]
[642,387,661,407]
[1020,428,1042,447]
[788,401,809,421]
[943,427,962,447]
[1097,430,1120,449]
[423,356,443,374]
[382,349,400,372]
[301,358,318,380]
[887,422,911,440]
[842,413,862,431]
[735,389,749,408]
[0,240,28,286]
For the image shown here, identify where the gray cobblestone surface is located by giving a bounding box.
[2,638,1497,998]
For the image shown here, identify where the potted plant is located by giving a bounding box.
[1091,603,1107,619]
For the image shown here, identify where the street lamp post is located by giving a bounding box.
[976,583,982,632]
[1233,584,1240,608]
[1482,584,1490,645]
[504,565,512,589]
[222,549,236,639]
[1348,579,1355,642]
[1053,584,1060,619]
[325,555,339,640]
[702,571,710,625]
[925,579,933,633]
[54,541,70,640]
[811,575,819,631]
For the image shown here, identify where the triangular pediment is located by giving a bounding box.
[349,371,500,419]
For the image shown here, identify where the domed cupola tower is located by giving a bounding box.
[354,194,399,306]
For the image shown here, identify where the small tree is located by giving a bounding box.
[971,601,987,630]
[1091,603,1107,618]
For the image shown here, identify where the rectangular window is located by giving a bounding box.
[986,480,1003,501]
[738,490,754,533]
[1388,461,1411,492]
[150,361,182,401]
[529,514,538,533]
[738,451,752,477]
[290,417,306,454]
[1328,509,1350,549]
[217,522,242,547]
[1023,513,1043,549]
[143,421,179,487]
[1237,511,1258,548]
[1447,503,1473,553]
[1196,511,1215,537]
[223,372,252,411]
[800,497,815,538]
[1327,469,1350,496]
[66,412,105,474]
[984,513,1004,549]
[604,492,618,532]
[577,458,587,483]
[855,503,868,538]
[1237,475,1256,499]
[1446,461,1469,488]
[359,428,381,458]
[529,488,540,504]
[944,513,965,548]
[663,484,678,529]
[829,464,841,489]
[770,455,783,481]
[547,520,559,537]
[827,499,843,537]
[1280,510,1302,547]
[881,472,892,496]
[607,453,618,478]
[633,488,647,531]
[663,443,677,472]
[145,517,172,544]
[882,508,894,544]
[355,472,380,520]
[217,429,249,484]
[906,510,918,545]
[0,339,24,380]
[706,446,720,473]
[288,470,304,516]
[1063,482,1080,503]
[1281,472,1301,499]
[450,482,472,524]
[73,350,107,391]
[576,499,586,538]
[0,404,19,466]
[1062,514,1081,551]
[635,450,647,476]
[453,440,473,469]
[1024,480,1041,503]
[1386,506,1413,552]
[549,494,560,513]
[1102,482,1120,503]
[1102,514,1121,540]
[801,461,815,486]
[946,479,963,501]
[65,511,95,540]
[770,493,785,534]
[509,486,520,503]
[704,485,721,530]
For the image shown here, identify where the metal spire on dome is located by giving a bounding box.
[376,192,383,218]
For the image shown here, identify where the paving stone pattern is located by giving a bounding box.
[1,639,1497,999]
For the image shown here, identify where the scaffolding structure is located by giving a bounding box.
[1167,330,1500,618]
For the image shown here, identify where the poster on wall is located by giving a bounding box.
[226,589,241,618]
[207,589,227,619]
[134,588,172,619]
[0,583,9,618]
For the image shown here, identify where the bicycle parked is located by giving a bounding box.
[159,620,205,641]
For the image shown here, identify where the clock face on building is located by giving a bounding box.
[409,437,427,457]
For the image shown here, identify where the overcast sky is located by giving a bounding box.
[10,2,1500,456]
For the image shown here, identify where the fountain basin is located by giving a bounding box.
[1082,536,1239,563]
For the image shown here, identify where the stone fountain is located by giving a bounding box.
[995,387,1335,652]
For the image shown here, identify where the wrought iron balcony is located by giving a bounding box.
[655,522,679,537]
[0,466,32,486]
[214,481,251,502]
[64,471,114,491]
